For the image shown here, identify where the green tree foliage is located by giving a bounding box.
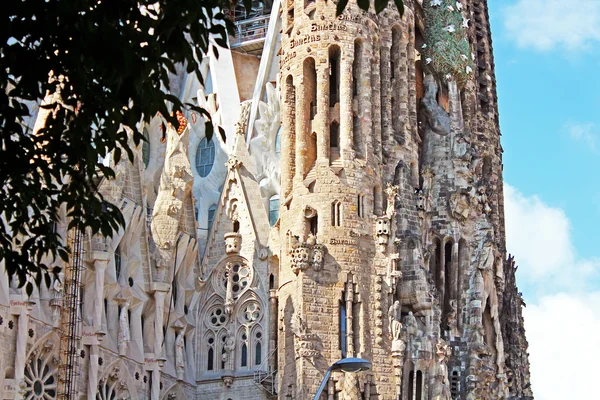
[0,0,402,294]
[0,0,243,293]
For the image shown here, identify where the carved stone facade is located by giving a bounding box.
[0,1,532,399]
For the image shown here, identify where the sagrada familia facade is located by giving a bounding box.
[0,0,533,399]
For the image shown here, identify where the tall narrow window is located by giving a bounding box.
[339,291,347,358]
[329,46,341,105]
[255,330,263,366]
[330,122,340,148]
[416,371,423,400]
[196,138,215,177]
[104,298,108,323]
[233,220,240,233]
[353,40,362,98]
[207,336,215,371]
[207,204,217,231]
[114,246,122,280]
[357,194,366,218]
[241,343,248,367]
[269,195,280,226]
[142,128,150,167]
[310,214,318,236]
[444,240,454,313]
[331,201,342,227]
[408,370,414,400]
[255,341,262,366]
[172,280,178,307]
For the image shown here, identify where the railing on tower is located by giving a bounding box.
[57,228,84,399]
[226,0,271,49]
[253,345,278,396]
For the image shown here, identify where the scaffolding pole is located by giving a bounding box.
[57,228,84,399]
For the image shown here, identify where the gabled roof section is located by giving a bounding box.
[200,132,270,271]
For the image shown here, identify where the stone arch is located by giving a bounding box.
[22,331,60,400]
[161,382,190,400]
[96,358,138,400]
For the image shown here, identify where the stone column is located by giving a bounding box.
[451,242,459,306]
[87,344,100,400]
[359,43,372,162]
[152,285,169,400]
[340,59,354,160]
[371,41,382,163]
[316,64,330,163]
[439,243,446,311]
[14,304,32,397]
[92,255,109,332]
[380,45,392,152]
[295,73,307,181]
[269,289,278,369]
[281,78,295,198]
[345,281,354,357]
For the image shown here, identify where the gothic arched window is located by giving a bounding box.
[331,201,342,227]
[269,195,279,226]
[24,350,58,399]
[196,137,215,177]
[240,333,248,368]
[254,330,263,366]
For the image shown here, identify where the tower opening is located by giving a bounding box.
[329,46,340,106]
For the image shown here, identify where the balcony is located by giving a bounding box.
[229,14,270,55]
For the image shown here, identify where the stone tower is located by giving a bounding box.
[276,0,532,399]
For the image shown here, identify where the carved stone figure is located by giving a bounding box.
[224,263,235,316]
[224,232,241,254]
[118,301,130,355]
[449,190,470,222]
[291,314,319,359]
[431,341,452,400]
[384,183,400,218]
[388,301,405,355]
[420,75,451,168]
[478,236,496,271]
[222,331,235,364]
[388,301,402,340]
[311,244,326,271]
[175,332,185,380]
[472,185,492,214]
[403,311,419,341]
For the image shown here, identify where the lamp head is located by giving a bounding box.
[332,357,372,373]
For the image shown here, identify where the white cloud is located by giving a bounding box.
[504,184,600,399]
[503,184,600,290]
[565,122,599,152]
[524,292,600,399]
[503,0,600,51]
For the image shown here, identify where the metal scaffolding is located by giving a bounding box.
[57,228,84,399]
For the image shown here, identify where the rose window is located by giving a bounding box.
[207,306,227,329]
[218,262,251,298]
[242,302,261,324]
[23,353,57,400]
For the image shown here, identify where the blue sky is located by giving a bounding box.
[487,1,600,398]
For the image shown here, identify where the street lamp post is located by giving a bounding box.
[313,358,372,400]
